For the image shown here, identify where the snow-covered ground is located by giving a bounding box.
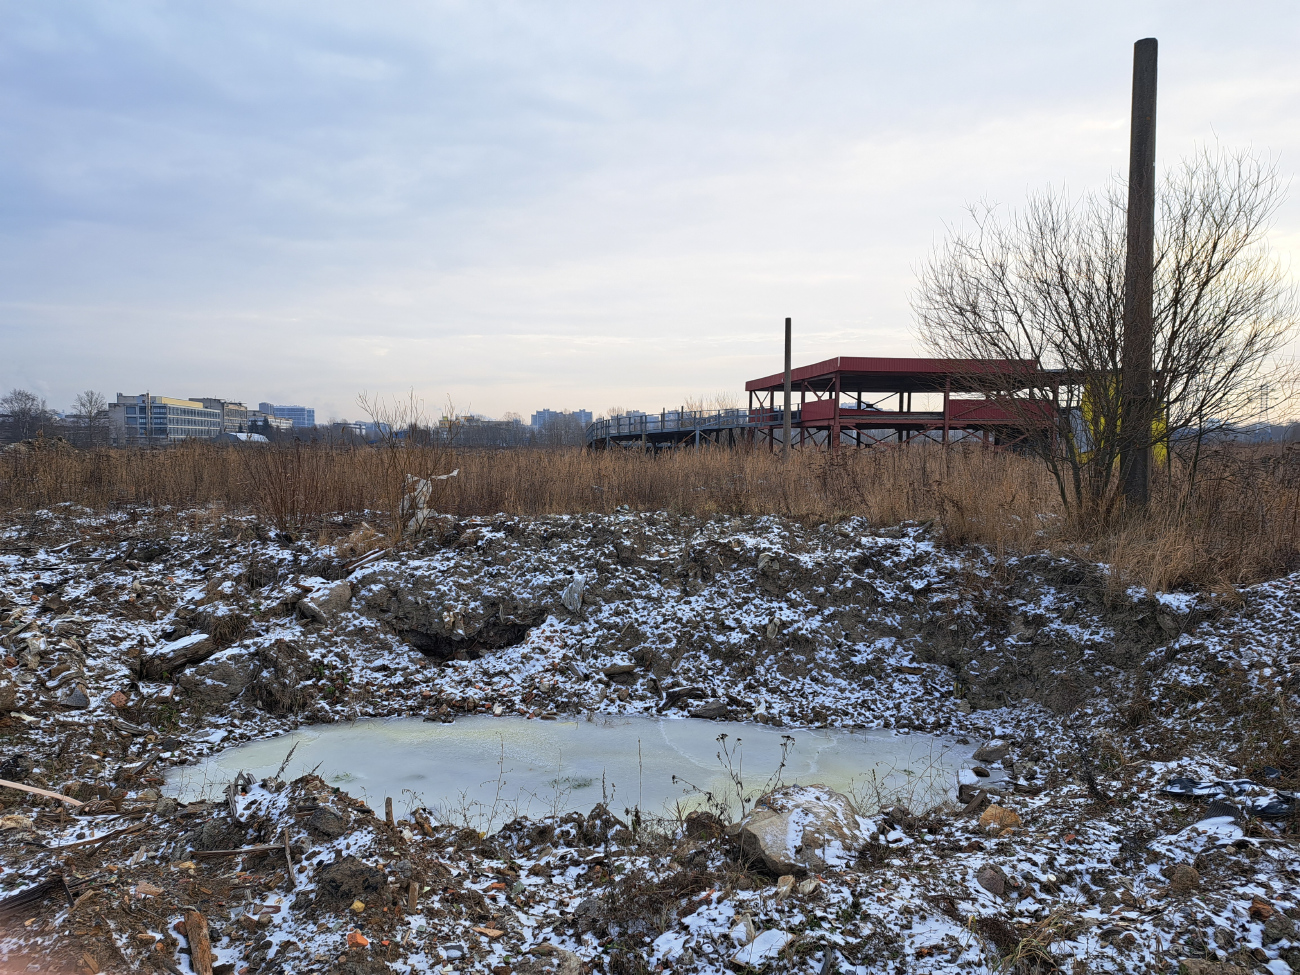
[0,505,1296,973]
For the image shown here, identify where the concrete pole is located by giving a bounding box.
[782,318,792,462]
[1121,38,1157,507]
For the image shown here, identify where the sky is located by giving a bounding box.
[3,1,1299,422]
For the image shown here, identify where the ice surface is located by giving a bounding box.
[168,714,983,819]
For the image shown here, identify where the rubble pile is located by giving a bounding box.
[0,504,1297,973]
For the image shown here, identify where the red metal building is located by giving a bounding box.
[745,356,1053,449]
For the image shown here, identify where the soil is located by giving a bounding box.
[0,505,1297,974]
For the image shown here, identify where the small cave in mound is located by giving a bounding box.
[397,620,535,661]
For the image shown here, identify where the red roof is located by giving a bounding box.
[745,356,1042,393]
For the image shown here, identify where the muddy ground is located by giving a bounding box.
[0,506,1297,974]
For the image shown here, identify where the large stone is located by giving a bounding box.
[975,863,1007,896]
[177,651,255,706]
[299,580,353,624]
[688,700,729,720]
[973,739,1011,763]
[727,785,871,875]
[1263,913,1297,945]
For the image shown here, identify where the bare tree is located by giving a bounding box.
[0,388,51,442]
[72,390,109,446]
[913,146,1297,518]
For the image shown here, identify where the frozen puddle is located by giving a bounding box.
[169,715,988,822]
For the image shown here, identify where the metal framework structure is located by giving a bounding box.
[586,356,1054,451]
[746,356,1051,450]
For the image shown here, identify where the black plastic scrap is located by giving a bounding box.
[1161,776,1297,821]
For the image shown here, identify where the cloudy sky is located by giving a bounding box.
[3,2,1299,421]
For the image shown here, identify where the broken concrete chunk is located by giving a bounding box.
[59,683,90,709]
[730,929,792,967]
[561,574,585,613]
[727,785,871,875]
[729,916,756,946]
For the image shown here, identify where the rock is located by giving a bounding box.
[727,785,871,875]
[688,700,729,720]
[975,863,1007,896]
[1168,863,1200,896]
[307,807,348,840]
[155,797,179,816]
[177,653,254,706]
[313,855,391,910]
[1263,914,1297,945]
[314,580,354,619]
[1249,896,1274,920]
[59,684,90,709]
[190,819,244,852]
[1099,891,1121,911]
[730,929,792,967]
[601,663,637,676]
[0,677,16,711]
[0,753,33,781]
[662,685,706,708]
[297,599,327,625]
[561,574,586,613]
[978,804,1022,831]
[1176,961,1250,975]
[973,739,1011,763]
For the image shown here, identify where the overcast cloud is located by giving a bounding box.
[3,1,1299,421]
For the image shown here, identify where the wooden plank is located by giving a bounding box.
[183,910,214,975]
[0,778,85,806]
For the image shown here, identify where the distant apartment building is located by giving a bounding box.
[195,398,252,433]
[108,394,222,444]
[258,402,316,427]
[530,409,592,429]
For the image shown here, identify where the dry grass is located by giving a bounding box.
[2,440,1298,593]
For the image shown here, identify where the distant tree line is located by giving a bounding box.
[0,388,108,446]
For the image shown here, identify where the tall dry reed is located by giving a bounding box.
[2,441,1297,593]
